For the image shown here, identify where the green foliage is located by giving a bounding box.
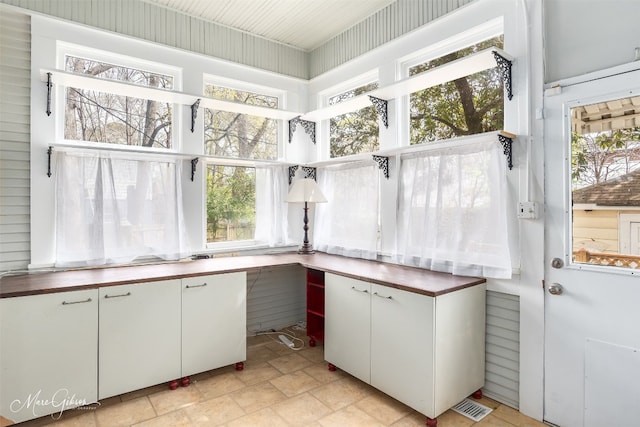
[206,166,256,242]
[571,128,640,188]
[330,83,380,158]
[409,37,504,144]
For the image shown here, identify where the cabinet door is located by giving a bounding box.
[0,289,98,424]
[182,272,246,377]
[324,273,371,383]
[370,284,435,417]
[99,280,181,399]
[432,284,486,416]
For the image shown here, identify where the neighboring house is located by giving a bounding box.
[572,168,640,266]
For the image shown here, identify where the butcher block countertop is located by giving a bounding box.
[0,252,485,298]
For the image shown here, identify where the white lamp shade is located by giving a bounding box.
[286,178,327,203]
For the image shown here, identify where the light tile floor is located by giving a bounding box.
[12,328,548,427]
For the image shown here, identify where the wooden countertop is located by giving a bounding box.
[0,252,485,298]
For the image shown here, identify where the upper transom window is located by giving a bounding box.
[408,36,504,144]
[329,82,380,158]
[203,84,280,160]
[64,55,174,149]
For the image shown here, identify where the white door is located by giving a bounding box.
[544,70,640,427]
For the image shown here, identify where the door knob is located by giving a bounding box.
[548,283,563,295]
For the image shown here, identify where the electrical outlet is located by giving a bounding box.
[518,201,538,219]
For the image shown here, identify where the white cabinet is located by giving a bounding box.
[98,280,181,399]
[181,272,246,377]
[324,274,371,383]
[370,283,436,415]
[0,289,98,424]
[324,273,486,421]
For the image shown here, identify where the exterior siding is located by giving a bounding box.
[484,291,520,409]
[246,265,306,334]
[309,0,474,78]
[572,209,620,254]
[0,9,30,272]
[0,0,308,79]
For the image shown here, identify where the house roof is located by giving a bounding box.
[573,168,640,207]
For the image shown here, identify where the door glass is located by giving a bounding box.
[571,95,640,268]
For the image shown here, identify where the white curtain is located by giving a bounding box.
[254,165,290,246]
[395,136,512,278]
[55,150,189,267]
[314,162,379,259]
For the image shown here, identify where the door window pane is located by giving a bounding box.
[571,95,640,268]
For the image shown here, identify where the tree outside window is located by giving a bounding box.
[329,82,379,158]
[203,84,279,243]
[409,36,504,144]
[64,56,173,148]
[206,165,255,243]
[203,85,278,159]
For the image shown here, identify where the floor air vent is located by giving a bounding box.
[451,398,493,422]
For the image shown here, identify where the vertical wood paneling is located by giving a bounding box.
[309,0,474,78]
[0,0,308,79]
[246,265,306,334]
[484,291,520,409]
[0,8,30,272]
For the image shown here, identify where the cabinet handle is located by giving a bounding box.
[62,298,92,305]
[186,283,208,289]
[373,292,393,300]
[351,286,369,294]
[104,292,131,299]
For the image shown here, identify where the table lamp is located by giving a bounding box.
[286,178,327,254]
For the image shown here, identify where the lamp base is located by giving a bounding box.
[297,244,315,255]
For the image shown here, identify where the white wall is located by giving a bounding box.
[29,15,308,268]
[543,0,640,83]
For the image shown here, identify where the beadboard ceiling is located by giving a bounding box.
[143,0,397,51]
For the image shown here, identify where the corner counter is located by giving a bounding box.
[0,252,484,298]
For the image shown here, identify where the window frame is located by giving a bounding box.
[317,70,380,161]
[56,42,183,151]
[202,74,286,161]
[201,76,288,250]
[396,19,504,149]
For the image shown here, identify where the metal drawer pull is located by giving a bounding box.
[373,292,393,300]
[104,292,131,299]
[186,283,208,289]
[62,298,92,305]
[351,286,369,293]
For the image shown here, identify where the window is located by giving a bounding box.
[203,82,284,245]
[203,84,279,160]
[206,165,256,244]
[570,95,640,268]
[64,55,174,148]
[408,36,504,144]
[329,82,380,158]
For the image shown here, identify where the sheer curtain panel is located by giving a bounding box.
[395,135,512,278]
[314,162,379,259]
[55,150,189,267]
[254,165,290,246]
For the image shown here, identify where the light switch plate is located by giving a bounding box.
[518,201,538,219]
